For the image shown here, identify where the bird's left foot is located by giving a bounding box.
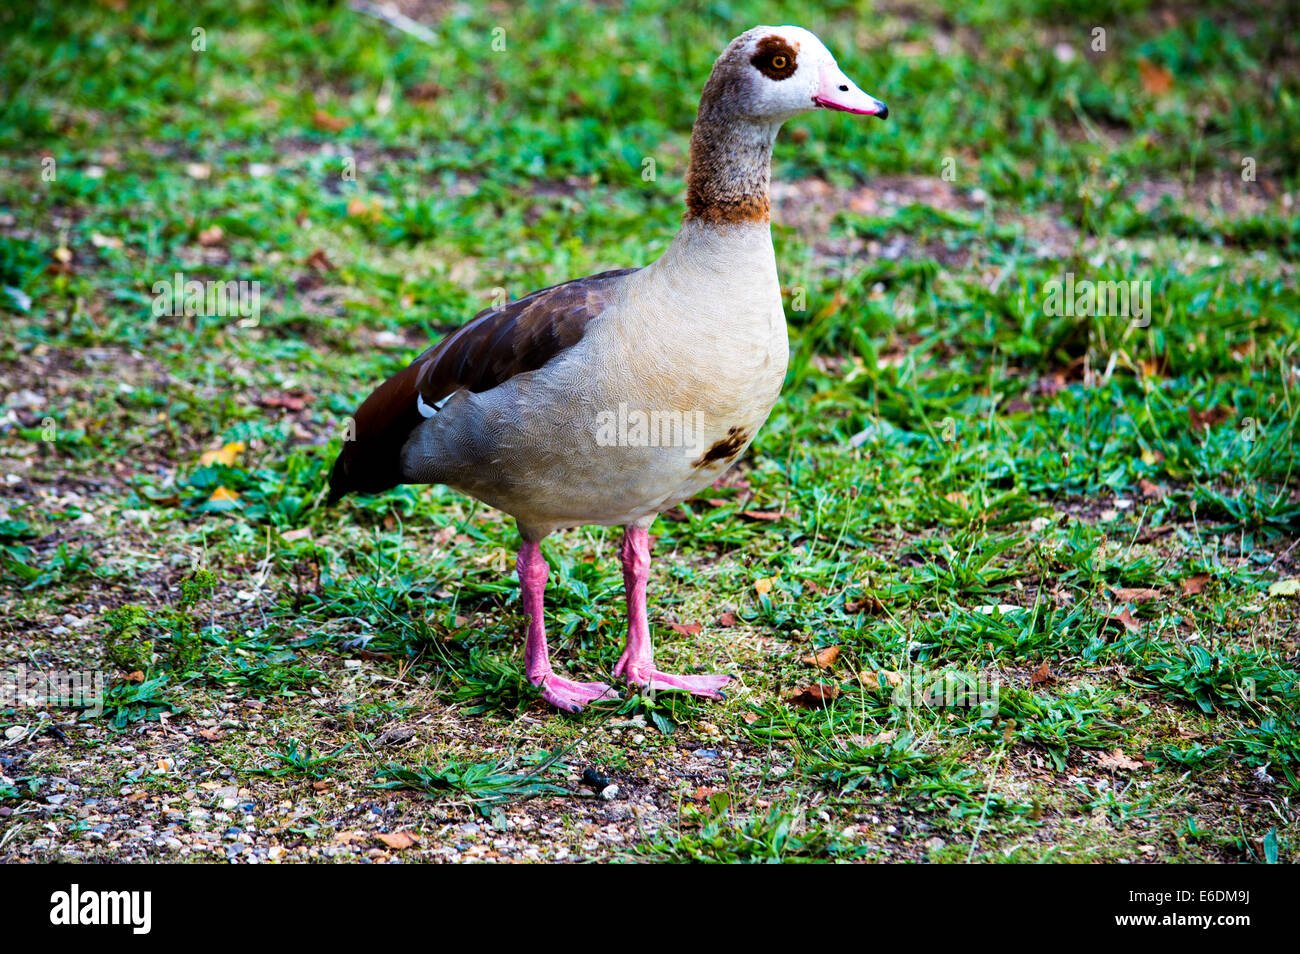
[615,658,732,699]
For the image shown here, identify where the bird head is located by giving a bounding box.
[698,25,888,127]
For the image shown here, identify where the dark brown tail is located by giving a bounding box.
[327,361,425,504]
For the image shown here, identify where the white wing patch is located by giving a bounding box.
[416,393,449,419]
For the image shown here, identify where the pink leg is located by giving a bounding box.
[613,525,731,699]
[517,541,616,712]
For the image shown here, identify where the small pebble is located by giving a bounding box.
[600,784,620,801]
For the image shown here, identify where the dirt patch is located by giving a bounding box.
[772,175,1082,270]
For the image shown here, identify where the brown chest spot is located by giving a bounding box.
[694,426,750,467]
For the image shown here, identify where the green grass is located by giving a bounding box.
[0,0,1296,863]
[373,753,571,820]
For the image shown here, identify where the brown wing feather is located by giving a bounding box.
[328,268,637,501]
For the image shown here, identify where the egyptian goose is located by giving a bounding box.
[329,26,887,711]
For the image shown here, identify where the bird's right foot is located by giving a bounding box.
[534,673,619,712]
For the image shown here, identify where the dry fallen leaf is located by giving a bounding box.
[1137,358,1166,379]
[208,486,240,503]
[305,248,335,272]
[1268,579,1300,598]
[1138,478,1166,499]
[375,831,418,850]
[737,509,783,522]
[197,224,224,246]
[1137,524,1174,543]
[785,683,841,707]
[406,81,447,103]
[666,622,702,636]
[816,290,848,321]
[1029,659,1054,685]
[312,110,349,133]
[1111,587,1161,603]
[346,197,384,222]
[280,528,312,543]
[858,669,903,691]
[1098,748,1144,772]
[1103,608,1141,633]
[754,577,774,596]
[844,593,885,615]
[1187,405,1231,432]
[716,611,737,628]
[1137,58,1174,96]
[199,441,246,467]
[257,392,308,411]
[801,645,840,669]
[1180,574,1211,596]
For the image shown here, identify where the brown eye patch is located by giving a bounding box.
[751,35,797,80]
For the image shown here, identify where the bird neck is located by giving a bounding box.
[683,116,778,226]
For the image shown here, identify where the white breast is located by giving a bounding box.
[618,219,788,416]
[558,220,789,519]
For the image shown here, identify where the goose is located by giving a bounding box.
[328,25,887,711]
